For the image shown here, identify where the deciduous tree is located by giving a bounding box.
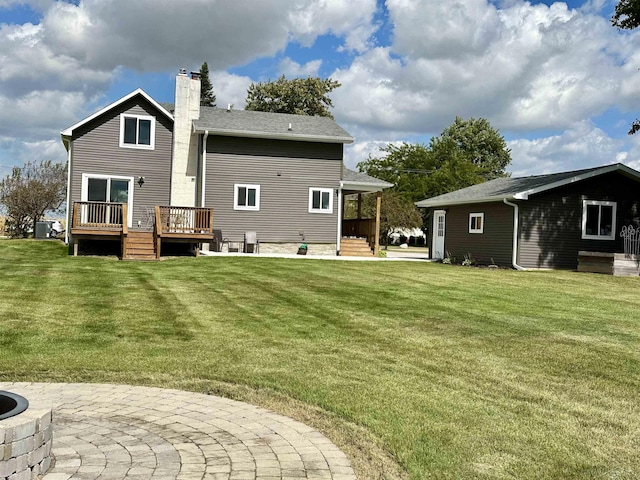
[355,191,423,246]
[0,160,67,238]
[612,0,640,133]
[245,75,340,118]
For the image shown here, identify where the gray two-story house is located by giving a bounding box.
[61,70,390,259]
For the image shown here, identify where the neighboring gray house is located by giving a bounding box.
[415,164,640,269]
[61,70,390,259]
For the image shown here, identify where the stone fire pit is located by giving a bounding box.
[0,391,53,480]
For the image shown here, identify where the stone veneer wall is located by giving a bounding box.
[253,243,337,256]
[0,409,53,480]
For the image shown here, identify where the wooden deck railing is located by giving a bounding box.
[155,206,213,235]
[342,218,376,249]
[72,201,127,230]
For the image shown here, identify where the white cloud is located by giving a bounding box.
[279,58,323,78]
[507,121,625,176]
[210,71,253,110]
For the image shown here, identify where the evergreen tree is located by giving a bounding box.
[199,62,216,107]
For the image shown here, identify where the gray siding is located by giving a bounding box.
[519,172,640,269]
[205,136,342,243]
[68,96,173,230]
[435,202,514,266]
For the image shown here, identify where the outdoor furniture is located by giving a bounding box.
[244,231,259,254]
[211,229,223,252]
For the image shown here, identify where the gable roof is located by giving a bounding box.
[60,88,174,138]
[415,163,640,208]
[194,107,353,144]
[341,168,393,192]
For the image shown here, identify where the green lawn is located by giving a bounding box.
[2,240,640,479]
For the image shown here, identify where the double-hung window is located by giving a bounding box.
[309,188,333,214]
[234,184,260,211]
[469,212,484,234]
[582,200,616,240]
[120,114,155,149]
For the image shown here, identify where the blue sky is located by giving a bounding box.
[0,0,638,178]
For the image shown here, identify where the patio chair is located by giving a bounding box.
[244,231,259,254]
[211,229,223,252]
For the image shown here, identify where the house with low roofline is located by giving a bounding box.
[61,69,391,259]
[416,163,640,270]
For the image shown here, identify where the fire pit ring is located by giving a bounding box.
[0,390,29,420]
[0,390,53,479]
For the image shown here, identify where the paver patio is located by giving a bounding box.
[0,383,356,480]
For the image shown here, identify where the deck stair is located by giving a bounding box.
[340,237,374,257]
[125,231,157,260]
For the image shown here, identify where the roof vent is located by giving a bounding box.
[288,123,293,131]
[179,68,187,75]
[190,71,200,81]
[227,103,233,112]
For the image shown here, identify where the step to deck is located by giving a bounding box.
[125,231,157,260]
[340,237,374,257]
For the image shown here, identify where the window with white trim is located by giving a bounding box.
[308,188,333,214]
[582,200,616,240]
[469,212,484,233]
[234,184,260,211]
[119,114,155,149]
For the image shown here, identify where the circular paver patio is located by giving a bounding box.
[0,382,356,480]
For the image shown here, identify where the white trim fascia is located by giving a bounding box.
[513,164,640,200]
[193,127,353,144]
[64,138,72,244]
[341,181,391,192]
[416,196,510,208]
[61,88,173,137]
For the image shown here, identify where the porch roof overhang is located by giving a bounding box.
[341,168,393,194]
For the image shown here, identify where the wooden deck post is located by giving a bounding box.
[357,194,362,220]
[155,206,162,259]
[374,192,381,256]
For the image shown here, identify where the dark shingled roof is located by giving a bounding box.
[415,163,640,207]
[342,168,393,188]
[194,107,353,144]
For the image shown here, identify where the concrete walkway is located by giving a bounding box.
[1,383,356,480]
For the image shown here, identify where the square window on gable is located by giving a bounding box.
[120,114,155,149]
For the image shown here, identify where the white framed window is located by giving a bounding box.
[119,114,155,149]
[582,200,616,240]
[309,188,333,214]
[234,184,260,211]
[469,212,484,234]
[80,174,134,227]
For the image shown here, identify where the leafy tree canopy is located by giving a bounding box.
[612,0,640,133]
[612,0,640,29]
[358,117,511,204]
[245,75,340,118]
[0,160,67,238]
[355,191,423,246]
[199,62,216,107]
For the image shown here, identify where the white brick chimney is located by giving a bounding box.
[170,69,201,206]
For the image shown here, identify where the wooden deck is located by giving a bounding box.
[70,202,214,260]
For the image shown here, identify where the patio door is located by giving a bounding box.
[432,210,446,260]
[81,174,133,227]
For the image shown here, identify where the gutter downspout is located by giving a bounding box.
[201,130,208,208]
[63,137,72,244]
[503,198,525,271]
[336,182,343,255]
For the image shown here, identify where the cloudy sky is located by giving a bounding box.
[0,0,639,179]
